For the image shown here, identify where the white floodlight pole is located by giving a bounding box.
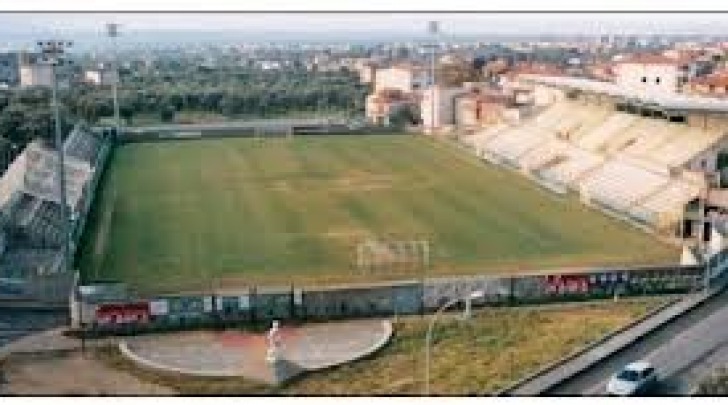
[37,39,79,349]
[106,23,121,136]
[37,40,72,275]
[427,21,439,135]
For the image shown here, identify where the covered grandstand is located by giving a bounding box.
[0,124,110,302]
[464,75,728,237]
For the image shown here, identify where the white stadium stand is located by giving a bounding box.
[0,124,106,282]
[538,146,605,188]
[459,75,728,235]
[465,123,509,156]
[635,179,701,223]
[580,159,670,212]
[518,139,568,171]
[644,126,724,168]
[23,143,93,211]
[484,125,551,166]
[576,113,638,152]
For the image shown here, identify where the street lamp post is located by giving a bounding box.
[106,23,121,135]
[424,290,485,396]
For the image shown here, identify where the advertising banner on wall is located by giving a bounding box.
[149,299,169,316]
[203,296,214,313]
[239,295,250,310]
[95,302,150,325]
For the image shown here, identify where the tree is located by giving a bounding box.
[388,105,419,128]
[120,105,134,125]
[160,105,176,122]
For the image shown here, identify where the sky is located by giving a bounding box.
[1,13,728,49]
[1,13,728,35]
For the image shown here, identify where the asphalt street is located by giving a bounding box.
[546,289,728,396]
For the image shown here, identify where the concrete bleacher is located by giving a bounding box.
[644,126,724,168]
[0,248,61,279]
[10,195,63,249]
[636,179,700,221]
[23,142,93,211]
[0,124,106,287]
[619,120,680,158]
[532,101,572,130]
[576,113,638,152]
[534,145,606,189]
[464,97,711,234]
[580,159,670,212]
[519,139,567,171]
[484,125,552,166]
[64,125,103,165]
[465,123,509,156]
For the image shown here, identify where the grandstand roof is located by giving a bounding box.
[615,53,691,66]
[524,74,728,113]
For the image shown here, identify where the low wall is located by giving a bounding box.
[76,264,704,336]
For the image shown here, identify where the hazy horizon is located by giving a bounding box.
[2,13,728,50]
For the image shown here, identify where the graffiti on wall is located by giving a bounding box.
[95,302,150,325]
[424,276,510,310]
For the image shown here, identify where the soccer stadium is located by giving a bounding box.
[3,75,728,298]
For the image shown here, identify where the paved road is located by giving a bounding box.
[546,288,728,395]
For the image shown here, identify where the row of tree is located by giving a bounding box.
[0,64,369,155]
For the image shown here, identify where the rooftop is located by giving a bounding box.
[615,53,693,66]
[525,74,728,113]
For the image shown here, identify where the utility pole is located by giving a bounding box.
[106,23,122,136]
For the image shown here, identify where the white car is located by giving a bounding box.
[606,361,658,396]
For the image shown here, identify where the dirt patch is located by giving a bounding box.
[331,170,395,192]
[2,350,175,395]
[270,180,294,193]
[321,228,372,241]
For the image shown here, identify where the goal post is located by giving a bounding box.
[355,239,430,277]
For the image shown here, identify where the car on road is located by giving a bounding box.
[606,361,658,396]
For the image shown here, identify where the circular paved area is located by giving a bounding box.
[120,319,391,384]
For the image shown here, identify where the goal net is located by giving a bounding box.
[355,239,430,276]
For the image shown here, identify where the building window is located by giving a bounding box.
[641,76,647,83]
[655,77,661,84]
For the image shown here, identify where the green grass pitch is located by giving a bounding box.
[77,135,677,293]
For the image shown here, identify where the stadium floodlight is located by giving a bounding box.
[424,289,485,395]
[106,23,122,137]
[36,39,79,349]
[35,39,72,275]
[426,21,439,135]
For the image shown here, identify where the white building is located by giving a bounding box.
[614,55,685,97]
[84,66,118,86]
[19,63,53,87]
[375,64,429,93]
[420,85,468,133]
